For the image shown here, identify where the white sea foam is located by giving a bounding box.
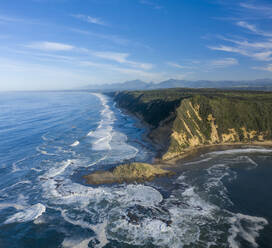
[88,93,140,161]
[33,215,47,224]
[31,167,42,172]
[61,210,109,248]
[0,180,32,193]
[86,155,108,167]
[115,184,163,207]
[228,213,268,248]
[107,183,217,247]
[11,156,35,173]
[40,153,269,248]
[205,164,235,205]
[39,92,267,247]
[41,134,52,141]
[36,146,56,156]
[0,194,28,211]
[0,203,25,210]
[203,148,272,157]
[62,237,93,248]
[4,203,46,224]
[88,93,115,151]
[43,159,74,178]
[110,131,139,160]
[70,140,80,147]
[87,130,93,136]
[183,157,212,165]
[11,160,22,173]
[230,156,258,168]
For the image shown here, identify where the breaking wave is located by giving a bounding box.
[1,91,269,248]
[4,203,46,224]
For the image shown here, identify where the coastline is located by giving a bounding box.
[83,94,272,185]
[114,96,272,168]
[114,101,159,159]
[159,141,272,165]
[115,97,272,158]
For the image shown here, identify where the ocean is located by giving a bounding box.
[0,91,271,248]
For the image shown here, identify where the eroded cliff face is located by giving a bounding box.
[163,95,272,160]
[113,90,272,161]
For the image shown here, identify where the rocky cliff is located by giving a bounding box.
[113,89,272,160]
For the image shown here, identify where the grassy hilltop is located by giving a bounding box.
[113,88,272,160]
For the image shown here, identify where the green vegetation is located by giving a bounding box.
[113,88,272,160]
[83,162,174,185]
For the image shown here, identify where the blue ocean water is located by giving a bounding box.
[0,91,154,247]
[0,91,272,248]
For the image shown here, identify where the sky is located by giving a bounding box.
[1,0,272,90]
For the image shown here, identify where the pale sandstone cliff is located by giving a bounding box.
[113,89,272,161]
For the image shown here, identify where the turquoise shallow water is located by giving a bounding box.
[0,91,271,248]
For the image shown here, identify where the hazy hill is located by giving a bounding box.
[82,78,272,91]
[80,80,150,91]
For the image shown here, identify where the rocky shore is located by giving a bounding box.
[83,162,174,185]
[112,89,272,161]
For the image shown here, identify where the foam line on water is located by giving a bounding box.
[4,203,46,224]
[70,140,80,147]
[86,155,108,167]
[36,146,56,156]
[203,148,272,157]
[62,237,93,248]
[183,157,212,165]
[228,212,268,248]
[234,156,258,167]
[89,93,114,151]
[0,203,25,210]
[0,180,31,193]
[205,164,235,205]
[87,130,93,136]
[42,159,75,179]
[11,157,28,173]
[61,210,109,248]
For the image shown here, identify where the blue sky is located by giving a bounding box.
[1,0,272,90]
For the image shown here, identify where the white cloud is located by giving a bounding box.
[94,51,153,70]
[0,14,40,25]
[236,21,272,37]
[70,28,130,45]
[26,42,74,51]
[208,44,272,61]
[139,0,163,10]
[166,58,238,72]
[240,2,272,18]
[209,58,238,68]
[72,14,106,26]
[252,51,272,61]
[166,62,193,69]
[252,64,272,72]
[219,36,272,49]
[237,21,258,33]
[94,51,129,63]
[208,45,247,55]
[0,15,24,23]
[208,2,272,65]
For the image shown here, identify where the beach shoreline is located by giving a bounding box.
[83,96,272,185]
[115,98,272,167]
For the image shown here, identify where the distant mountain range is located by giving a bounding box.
[81,78,272,91]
